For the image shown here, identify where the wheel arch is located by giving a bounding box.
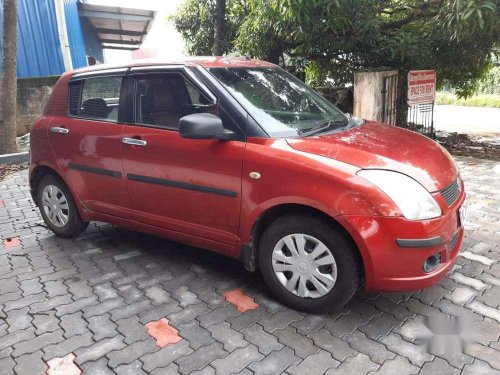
[241,203,365,283]
[30,165,60,204]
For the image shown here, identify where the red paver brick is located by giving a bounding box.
[223,289,259,313]
[46,353,81,375]
[145,318,182,348]
[0,199,4,208]
[3,237,21,249]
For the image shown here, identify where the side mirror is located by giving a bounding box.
[179,113,233,140]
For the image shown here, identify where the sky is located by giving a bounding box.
[85,0,187,63]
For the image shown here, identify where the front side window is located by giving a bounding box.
[134,72,216,130]
[209,67,348,137]
[69,76,122,122]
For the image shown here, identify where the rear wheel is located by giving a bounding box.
[258,214,360,312]
[37,174,88,238]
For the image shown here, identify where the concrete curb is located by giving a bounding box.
[0,152,29,164]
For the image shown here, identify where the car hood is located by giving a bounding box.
[286,121,457,192]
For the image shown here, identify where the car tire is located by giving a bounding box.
[258,213,360,313]
[37,174,88,238]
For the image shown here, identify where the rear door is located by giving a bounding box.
[120,67,246,245]
[48,71,130,218]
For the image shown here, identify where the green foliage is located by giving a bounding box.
[171,0,499,97]
[169,0,249,55]
[436,92,500,107]
[477,66,500,95]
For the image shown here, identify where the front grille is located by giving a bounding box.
[440,178,461,207]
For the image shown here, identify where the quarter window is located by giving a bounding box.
[68,76,123,122]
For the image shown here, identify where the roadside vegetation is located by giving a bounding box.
[436,92,500,108]
[172,0,498,98]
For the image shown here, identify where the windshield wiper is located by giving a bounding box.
[298,119,348,137]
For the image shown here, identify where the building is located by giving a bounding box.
[0,0,156,78]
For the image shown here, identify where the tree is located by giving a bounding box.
[0,0,18,154]
[212,0,226,55]
[172,0,498,97]
[171,0,249,56]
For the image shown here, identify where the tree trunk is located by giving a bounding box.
[0,0,18,154]
[212,0,226,56]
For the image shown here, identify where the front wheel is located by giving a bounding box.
[258,214,360,313]
[37,174,88,238]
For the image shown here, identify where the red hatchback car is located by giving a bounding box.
[30,57,466,312]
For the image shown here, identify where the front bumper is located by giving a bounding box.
[341,191,465,292]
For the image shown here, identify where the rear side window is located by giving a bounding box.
[68,76,123,122]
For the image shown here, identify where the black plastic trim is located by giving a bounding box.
[396,237,443,248]
[240,243,257,272]
[127,173,237,198]
[69,163,122,178]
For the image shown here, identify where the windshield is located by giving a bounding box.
[209,67,348,137]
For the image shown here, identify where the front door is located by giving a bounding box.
[48,74,130,218]
[121,69,245,245]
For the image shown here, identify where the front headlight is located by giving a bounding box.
[357,170,441,220]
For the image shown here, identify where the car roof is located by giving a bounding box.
[68,56,276,76]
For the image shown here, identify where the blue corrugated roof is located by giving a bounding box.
[63,0,88,69]
[0,0,66,77]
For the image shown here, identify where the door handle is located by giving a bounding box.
[122,137,147,147]
[50,127,69,134]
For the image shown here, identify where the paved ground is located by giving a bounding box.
[434,105,500,135]
[1,156,500,375]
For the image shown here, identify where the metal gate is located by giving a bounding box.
[381,73,400,126]
[406,102,434,137]
[381,72,435,138]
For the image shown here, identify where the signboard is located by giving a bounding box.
[407,70,436,105]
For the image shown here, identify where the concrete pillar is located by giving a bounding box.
[353,70,398,121]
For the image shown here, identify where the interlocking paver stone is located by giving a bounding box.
[344,330,396,364]
[309,329,358,362]
[168,302,209,325]
[74,335,127,365]
[226,306,271,330]
[107,339,158,368]
[260,309,303,333]
[88,313,118,341]
[141,340,193,372]
[6,306,32,332]
[275,326,319,358]
[43,333,94,361]
[177,320,215,350]
[240,324,284,355]
[175,342,227,374]
[14,350,47,374]
[419,357,460,375]
[367,355,419,375]
[0,356,15,375]
[359,313,400,339]
[378,333,434,367]
[326,352,379,375]
[2,158,500,375]
[146,318,182,348]
[211,344,264,375]
[46,353,81,375]
[145,285,170,305]
[60,311,87,338]
[32,310,60,334]
[116,316,149,344]
[462,359,499,375]
[288,349,340,375]
[207,322,247,351]
[248,346,300,375]
[13,329,64,357]
[79,358,115,375]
